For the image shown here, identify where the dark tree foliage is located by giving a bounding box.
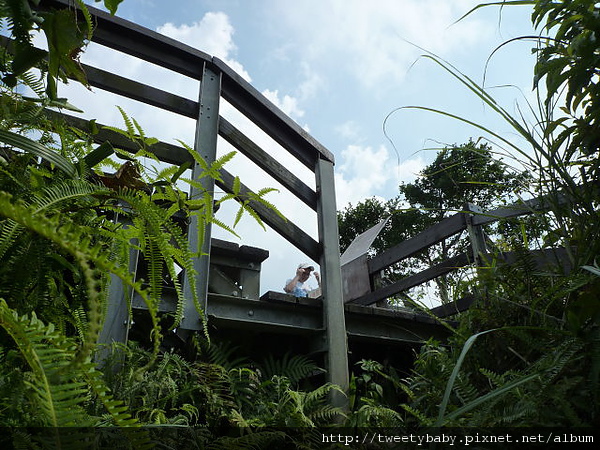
[338,141,531,302]
[339,141,530,252]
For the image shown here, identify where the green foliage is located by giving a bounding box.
[532,0,600,159]
[338,141,533,303]
[97,342,235,427]
[258,352,324,386]
[0,0,92,103]
[0,0,299,442]
[346,359,404,428]
[338,0,600,432]
[0,300,152,449]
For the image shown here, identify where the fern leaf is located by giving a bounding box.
[0,299,90,426]
[0,191,154,369]
[0,219,22,260]
[258,352,323,386]
[33,179,108,213]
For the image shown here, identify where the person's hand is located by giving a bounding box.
[296,267,305,277]
[314,272,321,284]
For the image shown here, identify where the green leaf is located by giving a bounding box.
[11,45,48,76]
[232,176,241,195]
[80,141,115,169]
[170,161,192,183]
[435,328,498,426]
[582,265,600,277]
[440,373,539,424]
[0,129,78,178]
[99,0,125,15]
[39,9,89,88]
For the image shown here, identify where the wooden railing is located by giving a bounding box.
[346,192,572,311]
[36,0,349,395]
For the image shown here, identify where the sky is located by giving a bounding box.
[57,0,540,300]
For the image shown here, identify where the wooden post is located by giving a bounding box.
[465,203,487,266]
[315,157,349,410]
[96,215,138,364]
[180,63,222,334]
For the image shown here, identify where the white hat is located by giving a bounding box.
[298,263,314,271]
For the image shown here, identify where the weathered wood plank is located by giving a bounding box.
[180,64,221,331]
[430,295,475,318]
[45,0,210,80]
[481,247,573,273]
[218,117,318,210]
[368,213,467,274]
[316,157,349,410]
[46,111,193,166]
[216,170,321,262]
[82,64,198,119]
[213,57,335,167]
[354,253,471,306]
[472,192,572,226]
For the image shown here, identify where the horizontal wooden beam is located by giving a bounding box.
[473,192,572,226]
[369,213,467,274]
[216,170,321,262]
[430,295,475,318]
[218,117,318,211]
[214,58,335,167]
[480,247,574,273]
[354,253,471,306]
[82,64,198,118]
[46,111,192,166]
[133,290,450,343]
[43,0,211,80]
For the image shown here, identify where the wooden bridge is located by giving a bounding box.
[37,1,570,399]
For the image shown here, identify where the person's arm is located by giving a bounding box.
[284,268,303,293]
[314,272,321,287]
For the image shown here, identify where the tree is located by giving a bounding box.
[338,140,531,303]
[0,0,282,434]
[394,0,600,429]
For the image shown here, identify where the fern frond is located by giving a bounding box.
[0,299,90,427]
[115,106,135,138]
[0,191,154,369]
[33,179,108,213]
[401,404,435,426]
[350,402,403,427]
[211,150,236,172]
[207,214,240,239]
[69,305,88,342]
[18,70,46,98]
[258,352,323,386]
[240,202,266,231]
[248,191,286,221]
[0,219,22,260]
[202,340,249,370]
[0,302,150,446]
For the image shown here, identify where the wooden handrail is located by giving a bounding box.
[355,192,574,307]
[368,212,467,274]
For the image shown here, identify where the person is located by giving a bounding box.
[284,263,321,298]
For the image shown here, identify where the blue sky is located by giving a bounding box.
[63,1,540,297]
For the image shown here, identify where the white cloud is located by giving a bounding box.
[297,62,324,102]
[335,120,362,142]
[335,144,392,207]
[334,144,426,208]
[261,89,305,120]
[269,0,491,89]
[157,12,252,82]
